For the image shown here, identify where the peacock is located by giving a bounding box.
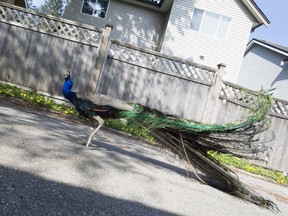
[62,73,280,212]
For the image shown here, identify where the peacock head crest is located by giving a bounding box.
[64,74,71,81]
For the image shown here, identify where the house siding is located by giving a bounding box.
[238,45,288,101]
[161,0,257,83]
[63,0,259,83]
[63,0,166,50]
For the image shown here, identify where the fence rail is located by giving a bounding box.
[221,81,288,119]
[271,98,288,118]
[108,40,217,85]
[106,41,288,120]
[0,2,102,47]
[220,81,262,109]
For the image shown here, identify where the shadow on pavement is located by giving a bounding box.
[0,165,177,215]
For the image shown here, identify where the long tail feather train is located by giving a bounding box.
[117,93,280,212]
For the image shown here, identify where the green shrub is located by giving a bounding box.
[209,151,288,185]
[0,82,79,116]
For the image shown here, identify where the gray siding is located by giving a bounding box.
[238,45,288,101]
[63,0,166,50]
[161,0,257,83]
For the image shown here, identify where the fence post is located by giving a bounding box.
[202,63,226,124]
[92,24,113,92]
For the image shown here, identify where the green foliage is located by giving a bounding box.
[39,0,64,17]
[0,82,78,116]
[209,151,288,185]
[105,118,156,142]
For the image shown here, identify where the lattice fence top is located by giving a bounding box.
[220,82,258,108]
[271,99,288,117]
[108,40,217,85]
[0,2,102,47]
[221,82,288,118]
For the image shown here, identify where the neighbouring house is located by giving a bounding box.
[63,0,269,83]
[237,39,288,101]
[0,0,27,8]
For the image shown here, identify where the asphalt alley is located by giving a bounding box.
[1,98,288,216]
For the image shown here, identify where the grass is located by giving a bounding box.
[105,118,156,143]
[209,151,288,185]
[0,82,78,116]
[1,82,287,185]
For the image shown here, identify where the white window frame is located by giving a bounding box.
[190,8,231,39]
[80,0,110,19]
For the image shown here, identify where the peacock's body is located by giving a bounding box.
[62,74,279,212]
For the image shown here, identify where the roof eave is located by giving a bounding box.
[241,0,270,28]
[246,39,288,57]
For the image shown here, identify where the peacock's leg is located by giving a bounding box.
[86,115,104,147]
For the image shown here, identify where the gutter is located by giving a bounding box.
[241,0,270,30]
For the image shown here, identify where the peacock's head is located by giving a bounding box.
[64,74,71,81]
[62,74,76,102]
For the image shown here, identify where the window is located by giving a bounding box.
[81,0,109,19]
[137,0,165,8]
[190,8,231,39]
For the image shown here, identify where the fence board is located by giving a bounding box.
[0,22,99,95]
[267,118,288,171]
[97,57,211,121]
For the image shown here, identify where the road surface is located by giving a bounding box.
[1,97,288,215]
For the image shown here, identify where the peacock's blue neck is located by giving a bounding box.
[62,79,78,105]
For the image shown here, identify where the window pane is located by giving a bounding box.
[217,16,231,38]
[201,11,220,36]
[81,0,109,19]
[190,9,204,31]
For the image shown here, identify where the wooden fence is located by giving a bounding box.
[97,40,288,172]
[0,2,110,95]
[96,40,218,122]
[0,3,287,172]
[218,82,288,171]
